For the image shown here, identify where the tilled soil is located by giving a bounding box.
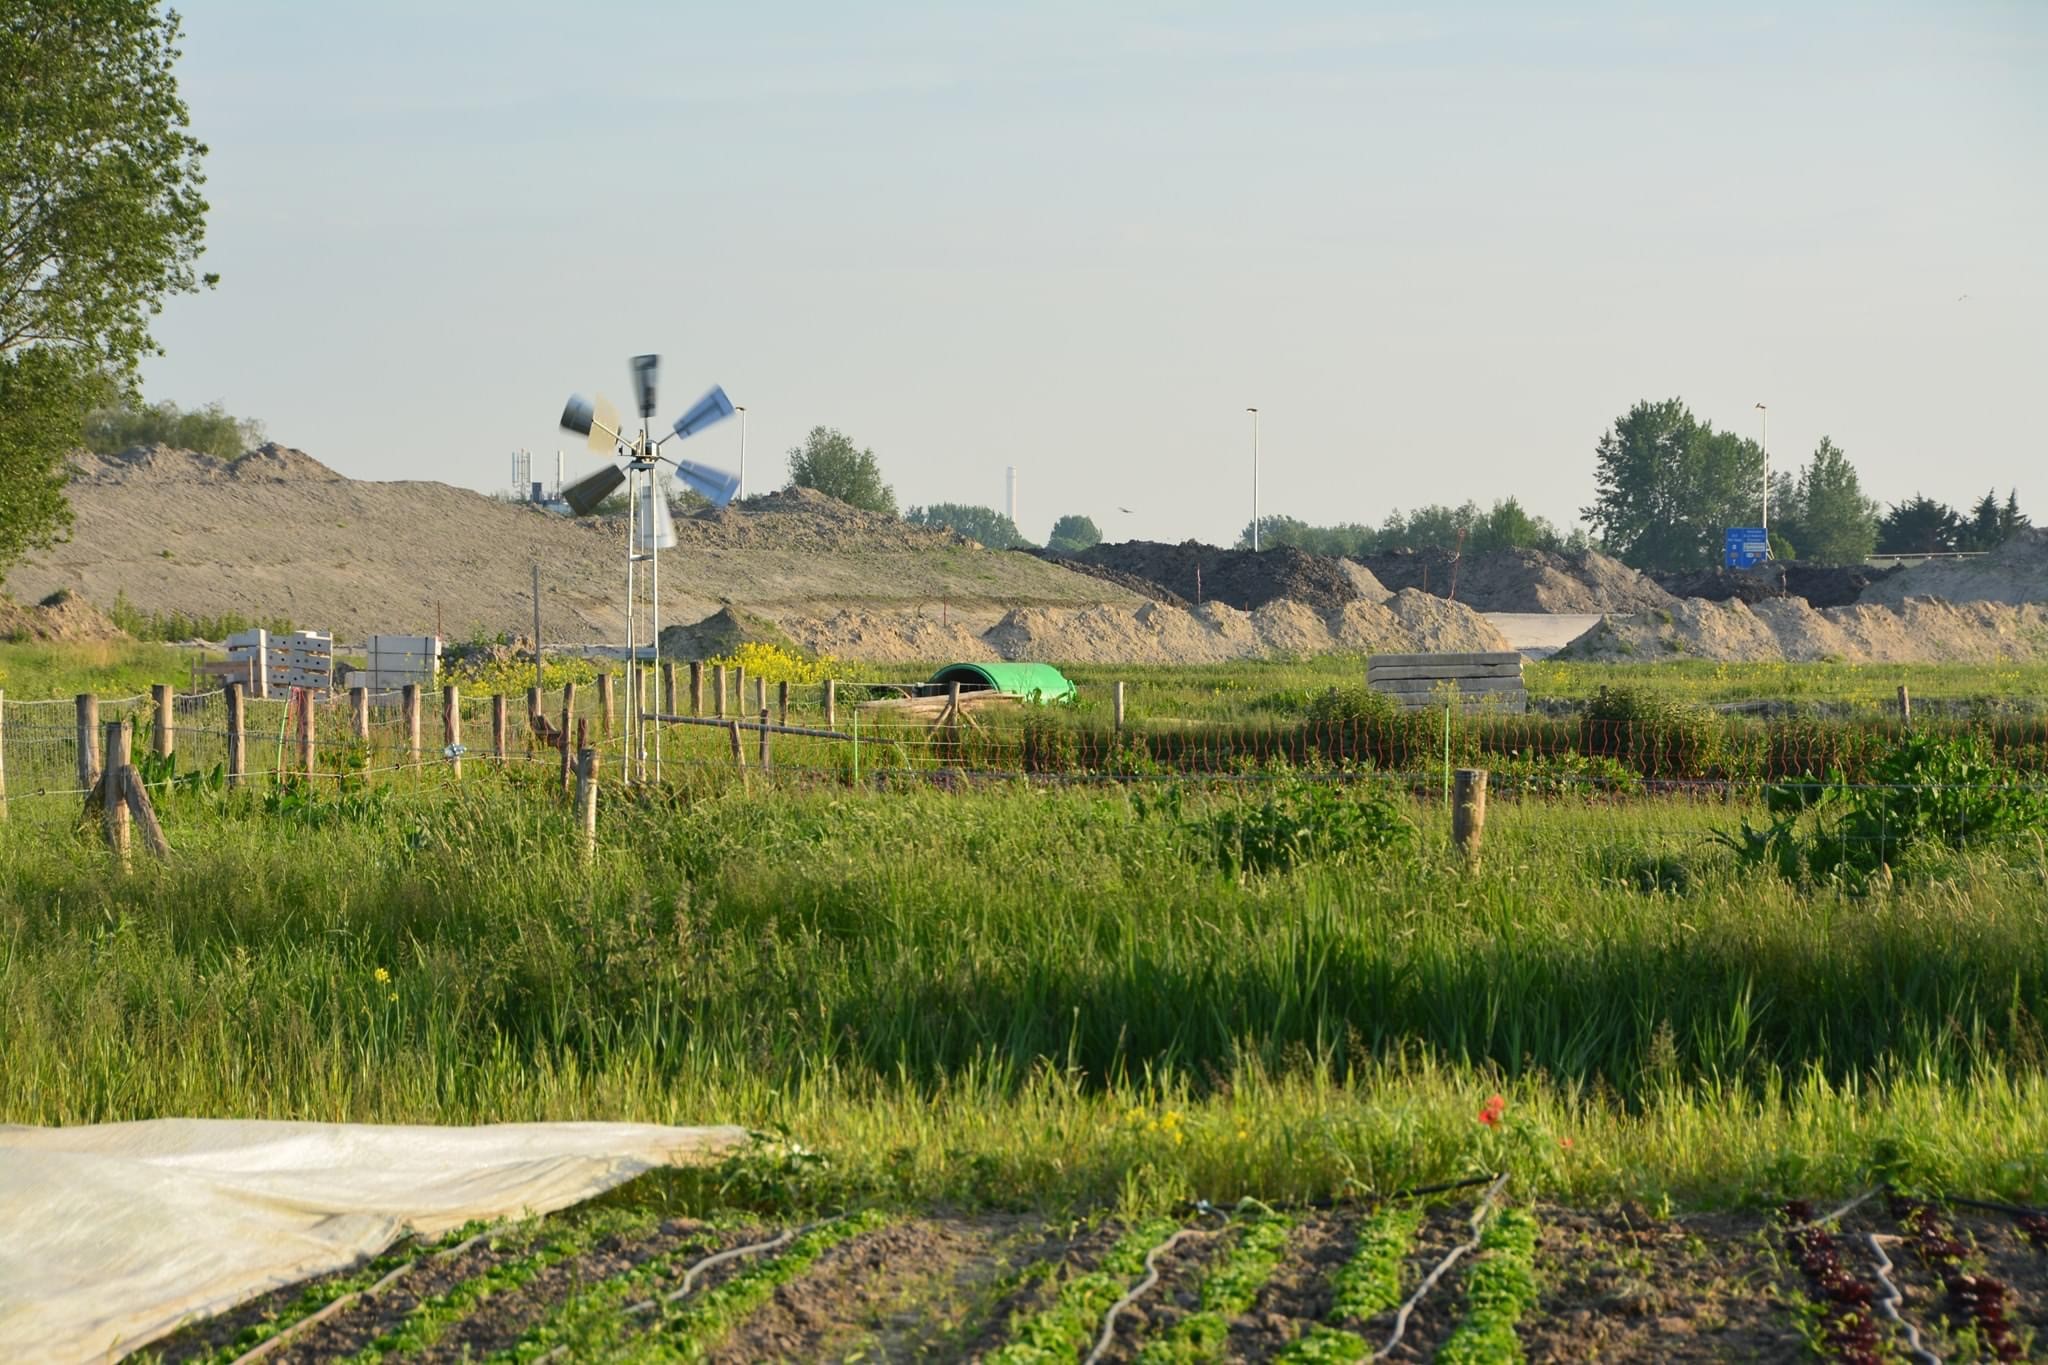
[130,1196,2048,1363]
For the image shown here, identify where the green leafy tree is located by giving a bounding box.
[1582,399,1767,571]
[1784,437,1878,565]
[2,1,213,580]
[905,502,1034,548]
[785,426,896,516]
[1046,513,1102,553]
[84,396,263,459]
[1877,495,1963,554]
[2001,489,2029,539]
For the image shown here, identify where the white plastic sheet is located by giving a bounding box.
[0,1118,747,1364]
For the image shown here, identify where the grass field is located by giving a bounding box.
[6,642,2048,1359]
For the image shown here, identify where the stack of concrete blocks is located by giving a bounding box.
[224,629,334,698]
[358,635,442,693]
[1366,651,1528,715]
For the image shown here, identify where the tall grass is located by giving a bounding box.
[4,770,2046,1209]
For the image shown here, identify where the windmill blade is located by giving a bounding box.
[630,354,660,419]
[670,385,735,442]
[559,392,623,453]
[673,458,740,507]
[560,463,626,516]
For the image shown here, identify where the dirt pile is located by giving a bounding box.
[981,591,1508,664]
[1558,596,2048,663]
[1022,550,1193,608]
[657,606,799,660]
[1654,561,1899,609]
[1057,541,1363,612]
[12,447,1130,643]
[1860,528,2048,607]
[782,609,1000,663]
[0,589,126,643]
[1353,547,1673,613]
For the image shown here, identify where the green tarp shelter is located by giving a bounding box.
[927,662,1077,704]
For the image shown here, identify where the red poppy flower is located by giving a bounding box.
[1477,1094,1506,1127]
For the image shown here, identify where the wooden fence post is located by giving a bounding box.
[574,747,600,863]
[727,719,744,768]
[296,687,316,776]
[124,767,171,859]
[103,720,131,869]
[714,665,727,719]
[76,693,99,792]
[0,687,7,822]
[753,676,766,715]
[152,684,175,759]
[1898,684,1912,729]
[943,681,963,765]
[491,693,508,764]
[777,681,789,726]
[1113,681,1126,735]
[662,661,677,718]
[350,686,369,743]
[225,682,245,788]
[402,684,421,771]
[758,707,772,769]
[559,681,577,792]
[597,671,614,741]
[1453,768,1489,866]
[689,661,703,716]
[733,666,746,718]
[823,678,837,728]
[444,684,461,777]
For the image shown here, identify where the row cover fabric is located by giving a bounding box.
[0,1117,747,1364]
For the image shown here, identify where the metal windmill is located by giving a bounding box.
[557,356,738,782]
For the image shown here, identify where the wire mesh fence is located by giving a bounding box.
[5,674,2046,876]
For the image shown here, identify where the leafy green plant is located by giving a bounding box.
[1198,778,1415,876]
[989,1218,1181,1363]
[1718,732,2048,888]
[1435,1209,1539,1364]
[1135,1210,1292,1362]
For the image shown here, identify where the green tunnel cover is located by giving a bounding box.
[926,662,1077,704]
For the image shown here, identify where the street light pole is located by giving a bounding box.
[1247,407,1260,551]
[1754,402,1769,545]
[736,404,747,500]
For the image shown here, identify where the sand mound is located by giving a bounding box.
[1058,541,1363,612]
[1558,596,2048,663]
[1860,528,2048,607]
[69,442,345,484]
[978,592,1507,665]
[782,609,998,663]
[0,590,127,643]
[657,607,799,660]
[1351,547,1672,613]
[672,485,970,554]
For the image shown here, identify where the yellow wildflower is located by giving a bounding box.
[373,967,390,984]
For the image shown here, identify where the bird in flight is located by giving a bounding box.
[1118,506,1134,514]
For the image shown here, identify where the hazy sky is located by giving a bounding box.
[139,1,2044,547]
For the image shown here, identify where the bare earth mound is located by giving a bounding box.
[1056,541,1364,612]
[1353,547,1674,614]
[1558,596,2048,663]
[10,445,1134,645]
[1859,528,2048,607]
[0,589,126,643]
[981,592,1507,664]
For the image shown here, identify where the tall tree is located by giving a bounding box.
[2,1,213,580]
[1582,399,1767,571]
[2000,489,2030,539]
[785,426,896,516]
[1787,437,1879,565]
[1877,495,1963,554]
[1046,513,1102,553]
[905,502,1033,548]
[1963,489,2004,551]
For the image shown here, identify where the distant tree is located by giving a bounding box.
[2002,489,2030,539]
[786,426,896,516]
[1583,399,1767,571]
[84,396,264,459]
[1782,437,1878,565]
[1236,515,1376,556]
[1877,495,1963,554]
[1963,490,2004,551]
[905,502,1033,548]
[1469,497,1567,555]
[1238,500,1570,558]
[1046,513,1102,553]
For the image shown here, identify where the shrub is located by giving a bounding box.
[1197,778,1415,876]
[1580,685,1722,779]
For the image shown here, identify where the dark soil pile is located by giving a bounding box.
[1352,547,1674,613]
[1655,561,1899,609]
[1022,550,1193,608]
[1056,541,1361,612]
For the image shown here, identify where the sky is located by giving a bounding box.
[138,1,2046,547]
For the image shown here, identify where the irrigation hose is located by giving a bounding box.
[227,1229,493,1365]
[1372,1172,1511,1363]
[1081,1224,1222,1365]
[1785,1187,1879,1233]
[1863,1233,1941,1365]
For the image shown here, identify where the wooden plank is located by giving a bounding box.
[1364,663,1524,683]
[1368,651,1523,670]
[1371,676,1527,695]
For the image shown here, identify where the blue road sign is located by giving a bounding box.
[1724,526,1768,568]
